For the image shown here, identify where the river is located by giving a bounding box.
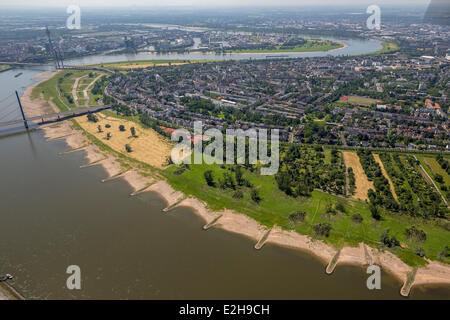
[64,37,381,66]
[0,48,449,299]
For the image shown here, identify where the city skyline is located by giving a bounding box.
[0,0,432,8]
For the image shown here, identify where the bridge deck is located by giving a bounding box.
[0,105,111,127]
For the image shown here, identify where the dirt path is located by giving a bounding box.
[373,153,399,202]
[339,132,347,146]
[56,85,71,110]
[83,75,103,107]
[414,155,448,206]
[72,75,87,107]
[342,151,374,201]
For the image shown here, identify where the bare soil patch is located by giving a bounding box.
[76,114,171,169]
[343,151,374,201]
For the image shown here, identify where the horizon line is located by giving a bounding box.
[0,3,430,9]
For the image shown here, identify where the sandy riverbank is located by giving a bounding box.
[21,69,450,297]
[21,71,58,118]
[156,185,450,294]
[170,193,450,294]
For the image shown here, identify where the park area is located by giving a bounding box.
[339,95,382,107]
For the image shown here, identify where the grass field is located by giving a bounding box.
[421,156,450,186]
[323,148,332,165]
[161,156,448,266]
[32,70,106,111]
[361,41,400,56]
[0,65,11,72]
[226,40,343,53]
[417,155,449,202]
[340,95,381,106]
[32,71,73,112]
[374,41,400,54]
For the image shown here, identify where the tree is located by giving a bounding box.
[204,170,215,187]
[219,172,236,190]
[233,190,244,199]
[414,247,425,258]
[119,125,126,132]
[435,174,443,184]
[250,188,262,203]
[325,202,337,215]
[166,156,174,165]
[130,127,137,137]
[352,213,363,224]
[380,229,400,248]
[313,223,332,237]
[235,166,245,186]
[336,200,346,213]
[438,246,450,260]
[87,113,98,123]
[370,204,381,220]
[405,226,427,242]
[289,211,306,225]
[125,144,132,153]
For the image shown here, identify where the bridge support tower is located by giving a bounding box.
[15,90,28,130]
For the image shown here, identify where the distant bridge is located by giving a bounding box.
[0,105,111,128]
[0,61,48,66]
[0,62,114,73]
[0,27,115,73]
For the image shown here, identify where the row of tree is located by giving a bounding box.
[203,166,262,203]
[357,150,398,214]
[275,146,346,198]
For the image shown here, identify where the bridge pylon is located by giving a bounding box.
[15,90,28,130]
[45,27,64,70]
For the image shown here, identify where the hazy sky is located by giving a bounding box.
[0,0,431,7]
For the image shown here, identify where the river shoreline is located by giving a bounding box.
[137,41,348,56]
[21,70,450,298]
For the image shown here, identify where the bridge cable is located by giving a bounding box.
[0,93,15,104]
[0,102,19,117]
[0,99,19,111]
[0,108,19,121]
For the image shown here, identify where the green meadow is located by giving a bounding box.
[161,154,448,267]
[227,40,342,53]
